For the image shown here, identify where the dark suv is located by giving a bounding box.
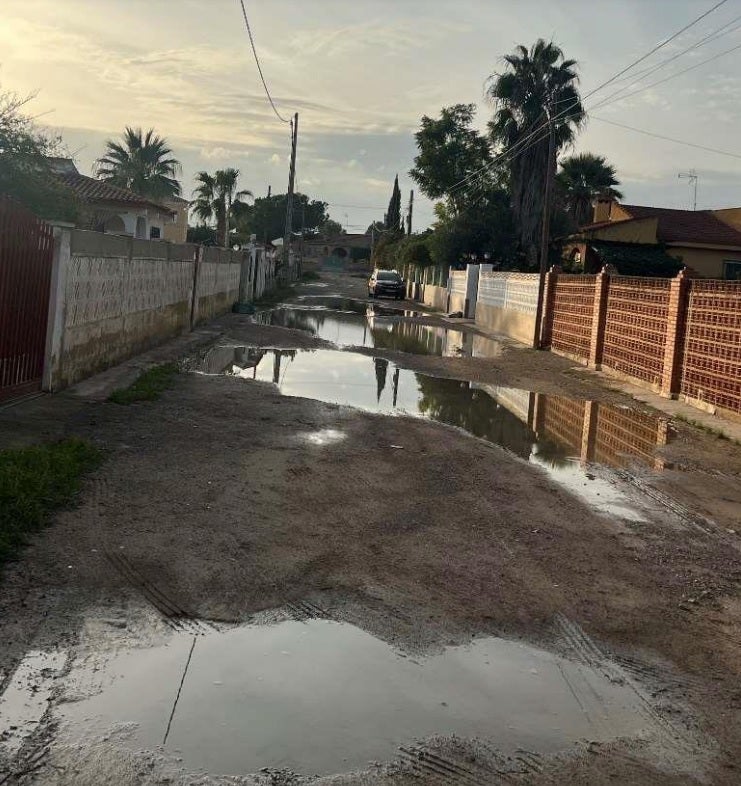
[368,270,405,300]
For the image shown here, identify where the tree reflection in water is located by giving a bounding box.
[415,375,570,466]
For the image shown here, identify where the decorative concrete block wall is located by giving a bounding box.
[475,271,538,345]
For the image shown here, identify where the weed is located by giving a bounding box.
[0,439,102,565]
[673,413,737,443]
[109,363,179,405]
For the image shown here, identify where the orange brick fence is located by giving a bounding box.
[475,268,741,419]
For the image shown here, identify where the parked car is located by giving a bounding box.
[368,269,405,300]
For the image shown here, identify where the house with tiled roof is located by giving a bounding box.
[48,158,178,241]
[565,198,741,279]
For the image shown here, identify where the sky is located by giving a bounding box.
[3,0,741,231]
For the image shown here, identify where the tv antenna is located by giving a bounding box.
[678,169,698,211]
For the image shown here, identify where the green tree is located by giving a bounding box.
[192,168,252,248]
[385,175,402,232]
[427,186,517,268]
[319,218,344,236]
[487,39,584,265]
[557,152,623,227]
[233,193,329,243]
[409,104,494,215]
[0,90,80,221]
[96,127,182,201]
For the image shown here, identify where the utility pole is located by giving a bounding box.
[283,112,299,278]
[407,190,414,235]
[264,184,271,249]
[679,169,698,211]
[532,110,556,350]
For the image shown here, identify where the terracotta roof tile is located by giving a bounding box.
[620,204,741,246]
[57,172,173,214]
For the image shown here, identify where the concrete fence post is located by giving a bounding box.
[463,264,482,318]
[660,268,692,398]
[588,266,613,369]
[539,265,561,349]
[190,245,203,329]
[239,246,254,304]
[42,223,74,392]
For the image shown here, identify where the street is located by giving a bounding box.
[0,270,740,785]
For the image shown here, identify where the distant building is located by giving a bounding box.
[565,198,741,279]
[302,233,372,266]
[48,158,176,240]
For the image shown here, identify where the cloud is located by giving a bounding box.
[201,146,244,160]
[269,154,281,165]
[363,178,389,189]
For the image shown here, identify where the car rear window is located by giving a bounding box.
[377,271,400,281]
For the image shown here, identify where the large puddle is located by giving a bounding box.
[199,346,672,517]
[57,619,654,777]
[254,300,461,356]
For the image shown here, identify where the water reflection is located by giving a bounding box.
[58,619,655,777]
[254,304,464,356]
[200,348,672,476]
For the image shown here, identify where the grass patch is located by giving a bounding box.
[0,439,102,565]
[109,363,179,405]
[300,271,321,282]
[673,413,735,442]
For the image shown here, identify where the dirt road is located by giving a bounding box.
[0,271,739,785]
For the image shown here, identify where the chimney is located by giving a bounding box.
[592,197,615,224]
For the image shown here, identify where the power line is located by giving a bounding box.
[446,0,731,198]
[326,203,387,210]
[237,0,290,124]
[582,0,729,99]
[590,38,741,112]
[592,116,741,161]
[609,12,741,87]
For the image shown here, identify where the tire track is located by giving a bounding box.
[397,745,496,785]
[553,614,698,751]
[106,551,215,635]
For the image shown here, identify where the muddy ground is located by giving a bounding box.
[0,272,740,785]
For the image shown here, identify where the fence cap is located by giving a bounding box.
[600,264,619,275]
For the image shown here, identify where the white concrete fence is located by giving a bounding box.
[448,264,491,318]
[475,270,539,345]
[44,226,277,390]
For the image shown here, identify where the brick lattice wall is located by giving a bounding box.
[602,276,670,386]
[538,395,585,456]
[681,280,741,414]
[593,406,665,468]
[549,275,596,360]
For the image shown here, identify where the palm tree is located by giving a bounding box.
[487,39,584,265]
[96,127,181,201]
[557,153,623,227]
[191,168,253,247]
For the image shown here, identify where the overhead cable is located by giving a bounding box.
[237,0,290,124]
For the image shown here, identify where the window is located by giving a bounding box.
[723,260,741,280]
[149,226,161,240]
[377,271,401,282]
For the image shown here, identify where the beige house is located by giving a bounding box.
[49,158,176,240]
[162,195,189,243]
[566,199,741,279]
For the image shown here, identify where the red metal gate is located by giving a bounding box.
[0,196,54,402]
